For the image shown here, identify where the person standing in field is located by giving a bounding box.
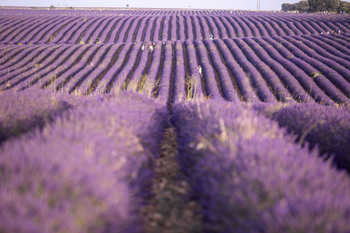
[198,65,202,76]
[148,44,153,52]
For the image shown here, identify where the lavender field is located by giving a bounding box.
[0,7,350,233]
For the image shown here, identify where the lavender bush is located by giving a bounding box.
[0,90,167,233]
[172,100,350,233]
[0,89,74,144]
[255,103,350,173]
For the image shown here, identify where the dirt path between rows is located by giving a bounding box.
[142,124,202,233]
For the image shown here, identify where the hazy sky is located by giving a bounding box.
[1,0,306,11]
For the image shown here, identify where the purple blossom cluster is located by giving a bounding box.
[172,100,350,232]
[255,103,350,173]
[0,89,167,233]
[0,89,75,144]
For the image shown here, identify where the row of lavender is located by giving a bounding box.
[172,100,350,232]
[0,89,167,233]
[255,103,350,172]
[1,33,349,105]
[0,12,349,44]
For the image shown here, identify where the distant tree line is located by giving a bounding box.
[281,0,350,13]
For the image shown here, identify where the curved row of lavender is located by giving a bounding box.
[0,9,349,44]
[255,103,350,173]
[1,33,349,105]
[0,89,167,233]
[0,89,73,144]
[172,100,350,232]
